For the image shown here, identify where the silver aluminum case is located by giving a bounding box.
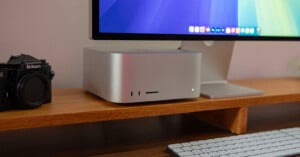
[83,48,202,103]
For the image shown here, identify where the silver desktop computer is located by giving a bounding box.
[83,48,202,103]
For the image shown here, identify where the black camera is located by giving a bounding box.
[0,54,54,111]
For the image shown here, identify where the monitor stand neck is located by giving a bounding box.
[181,41,263,99]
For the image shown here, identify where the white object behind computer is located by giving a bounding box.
[182,41,263,99]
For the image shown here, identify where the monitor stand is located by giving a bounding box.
[181,41,263,99]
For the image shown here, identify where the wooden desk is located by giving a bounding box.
[0,78,299,156]
[0,78,299,133]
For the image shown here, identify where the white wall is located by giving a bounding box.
[231,41,300,79]
[0,0,299,88]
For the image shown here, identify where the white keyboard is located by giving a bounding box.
[167,127,300,157]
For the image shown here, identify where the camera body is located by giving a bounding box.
[0,54,54,111]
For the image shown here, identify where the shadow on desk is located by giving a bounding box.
[0,103,299,157]
[248,102,300,132]
[0,114,232,157]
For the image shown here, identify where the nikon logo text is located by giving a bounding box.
[26,64,42,69]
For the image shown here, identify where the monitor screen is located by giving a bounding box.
[92,0,300,40]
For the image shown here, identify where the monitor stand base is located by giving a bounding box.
[201,82,263,99]
[181,41,264,99]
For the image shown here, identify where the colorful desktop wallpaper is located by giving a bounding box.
[99,0,300,37]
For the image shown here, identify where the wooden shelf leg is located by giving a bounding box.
[192,107,248,134]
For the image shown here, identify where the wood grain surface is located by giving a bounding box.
[0,78,299,131]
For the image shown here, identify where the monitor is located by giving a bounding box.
[92,0,300,40]
[91,0,300,98]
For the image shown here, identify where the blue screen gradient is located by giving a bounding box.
[99,0,300,37]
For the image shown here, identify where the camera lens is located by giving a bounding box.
[17,73,50,109]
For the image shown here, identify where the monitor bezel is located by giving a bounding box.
[92,0,300,41]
